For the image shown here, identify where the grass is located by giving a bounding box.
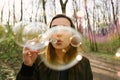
[83,36,120,64]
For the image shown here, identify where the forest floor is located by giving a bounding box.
[0,52,120,80]
[0,54,22,80]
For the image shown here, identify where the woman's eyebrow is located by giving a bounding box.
[51,25,57,27]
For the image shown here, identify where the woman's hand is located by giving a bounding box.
[23,47,40,66]
[23,38,40,66]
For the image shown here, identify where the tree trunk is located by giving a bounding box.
[13,0,16,24]
[0,3,4,23]
[60,0,68,14]
[43,0,47,24]
[20,0,23,21]
[111,0,120,40]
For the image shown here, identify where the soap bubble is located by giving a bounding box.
[12,22,48,47]
[23,22,48,54]
[12,21,29,47]
[36,26,83,70]
[70,35,82,47]
[0,24,8,42]
[22,22,47,42]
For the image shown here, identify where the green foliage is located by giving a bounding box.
[0,25,22,62]
[0,24,8,39]
[97,37,120,54]
[83,36,120,62]
[84,35,120,53]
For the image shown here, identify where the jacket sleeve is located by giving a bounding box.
[16,57,40,80]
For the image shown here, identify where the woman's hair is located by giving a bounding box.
[49,14,75,28]
[47,14,78,64]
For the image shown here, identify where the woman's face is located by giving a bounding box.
[50,18,72,49]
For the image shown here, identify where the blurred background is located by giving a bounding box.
[0,0,120,80]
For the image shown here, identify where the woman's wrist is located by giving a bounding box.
[23,62,34,67]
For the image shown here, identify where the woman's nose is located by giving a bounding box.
[56,34,62,37]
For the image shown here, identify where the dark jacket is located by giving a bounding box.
[16,56,93,80]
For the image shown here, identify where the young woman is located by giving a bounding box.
[16,14,93,80]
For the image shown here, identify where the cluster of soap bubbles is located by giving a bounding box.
[0,22,84,70]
